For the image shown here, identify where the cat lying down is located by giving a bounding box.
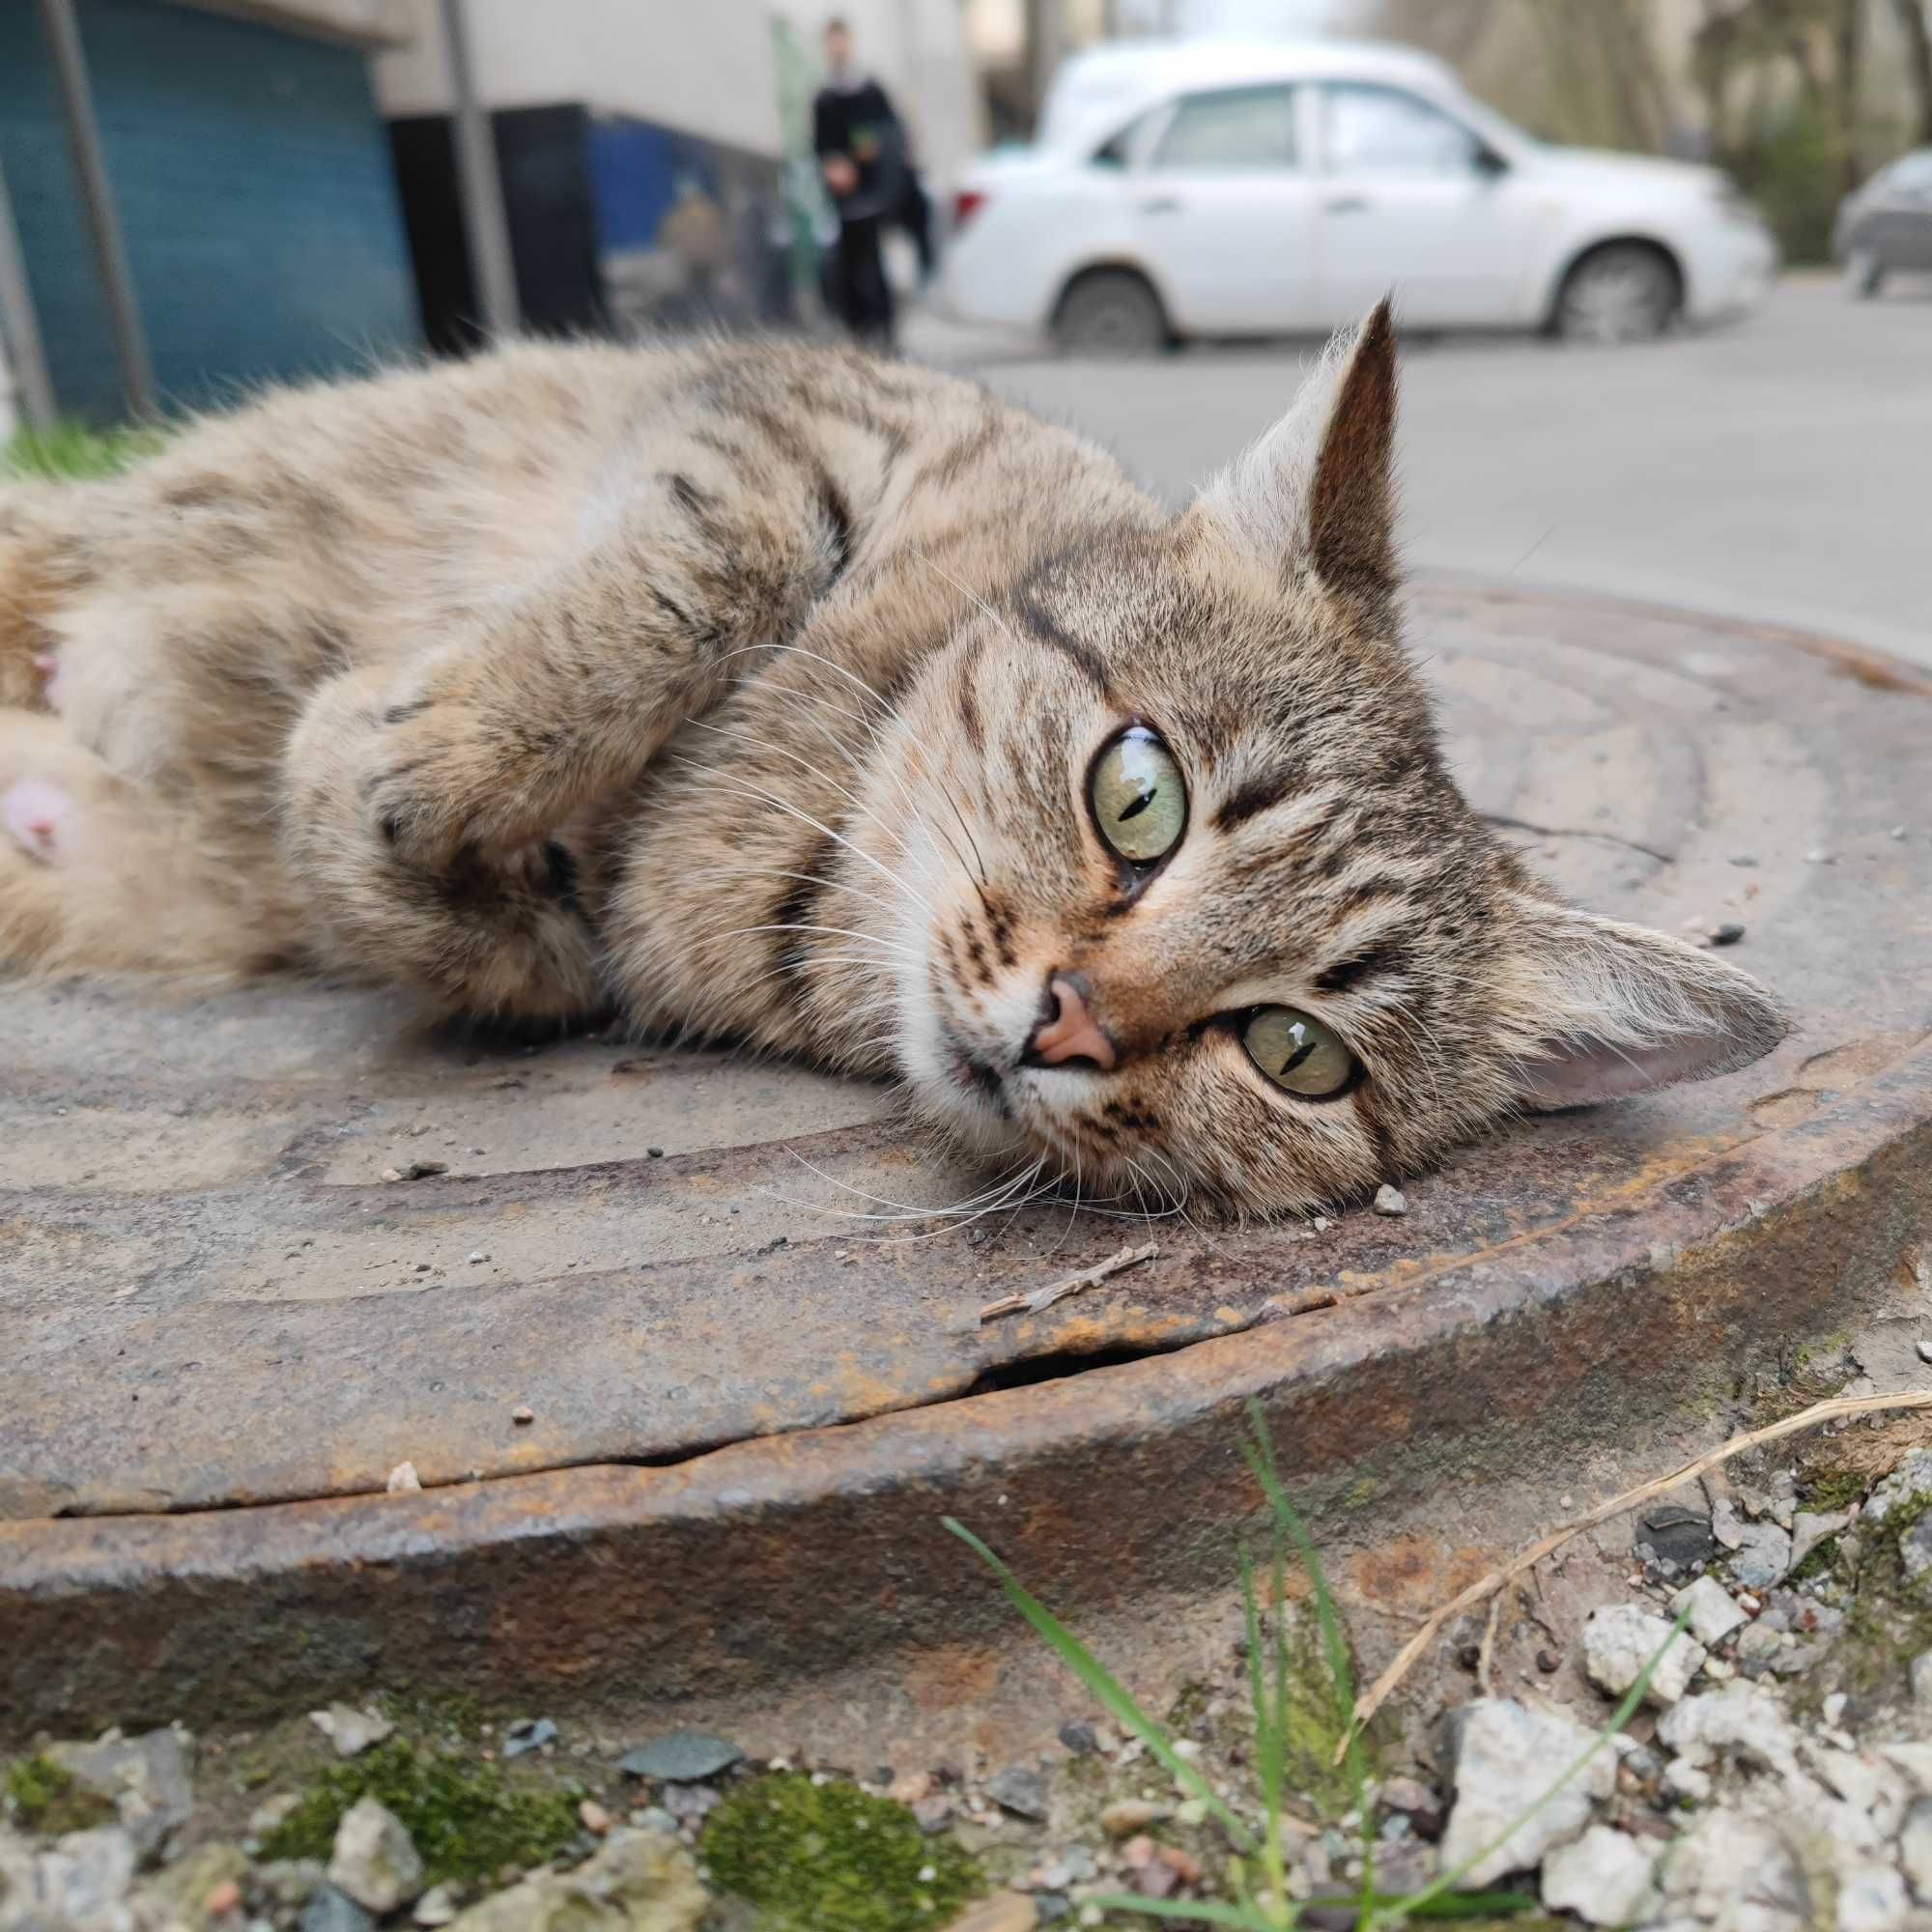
[0,303,1785,1214]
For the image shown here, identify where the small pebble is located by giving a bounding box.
[386,1462,422,1494]
[1535,1648,1561,1674]
[412,1886,459,1928]
[1918,1339,1932,1365]
[578,1800,611,1835]
[1805,849,1836,865]
[204,1879,242,1917]
[1890,825,1907,839]
[1100,1799,1166,1838]
[1372,1183,1407,1217]
[1729,854,1759,867]
[1058,1720,1098,1755]
[1709,922,1746,947]
[500,1717,556,1758]
[616,1731,744,1781]
[467,1250,490,1264]
[1312,1215,1331,1233]
[510,1406,533,1425]
[646,1147,665,1159]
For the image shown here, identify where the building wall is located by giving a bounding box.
[0,0,419,421]
[375,0,986,186]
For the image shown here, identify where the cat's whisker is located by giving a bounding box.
[765,1150,1045,1228]
[710,923,924,967]
[730,685,983,903]
[683,716,952,905]
[667,771,941,923]
[742,637,992,897]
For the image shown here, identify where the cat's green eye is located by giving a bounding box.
[1243,1007,1356,1099]
[1091,727,1186,866]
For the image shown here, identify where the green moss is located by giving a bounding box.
[701,1774,981,1932]
[1274,1599,1378,1814]
[1799,1470,1868,1514]
[4,1756,116,1835]
[256,1738,578,1884]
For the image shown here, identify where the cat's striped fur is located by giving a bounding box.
[0,309,1786,1212]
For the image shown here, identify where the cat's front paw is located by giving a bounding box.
[357,671,548,870]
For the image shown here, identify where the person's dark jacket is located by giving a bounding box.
[812,77,902,221]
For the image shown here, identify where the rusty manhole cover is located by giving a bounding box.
[4,582,1928,1734]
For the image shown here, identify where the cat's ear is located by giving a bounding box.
[1504,897,1790,1109]
[1193,298,1399,615]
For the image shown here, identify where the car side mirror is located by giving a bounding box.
[1472,144,1510,180]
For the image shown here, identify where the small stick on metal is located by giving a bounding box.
[978,1241,1158,1324]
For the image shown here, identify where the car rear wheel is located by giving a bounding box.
[1052,270,1170,356]
[1554,243,1680,345]
[1845,246,1885,298]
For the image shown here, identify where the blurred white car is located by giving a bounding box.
[944,40,1777,351]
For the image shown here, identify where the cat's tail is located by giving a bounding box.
[0,708,276,980]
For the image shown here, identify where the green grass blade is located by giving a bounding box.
[1302,1889,1539,1918]
[1239,1547,1283,1796]
[1082,1895,1285,1929]
[1241,1404,1356,1725]
[1373,1602,1695,1928]
[944,1519,1256,1854]
[1241,1401,1373,1907]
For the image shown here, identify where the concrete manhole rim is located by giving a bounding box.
[4,583,1928,1737]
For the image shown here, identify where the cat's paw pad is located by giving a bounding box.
[2,777,78,865]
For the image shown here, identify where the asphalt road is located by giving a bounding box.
[913,273,1932,670]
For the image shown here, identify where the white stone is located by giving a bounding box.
[1438,1699,1615,1887]
[1582,1603,1706,1706]
[1805,1746,1908,1836]
[1836,1862,1911,1932]
[13,1827,138,1929]
[415,1882,462,1925]
[1660,1806,1806,1930]
[1900,1799,1932,1902]
[309,1704,395,1758]
[328,1797,424,1913]
[1791,1510,1852,1571]
[1910,1652,1932,1708]
[1372,1183,1407,1216]
[1864,1449,1932,1525]
[1658,1681,1802,1778]
[1539,1826,1660,1925]
[1672,1575,1748,1646]
[1879,1744,1932,1796]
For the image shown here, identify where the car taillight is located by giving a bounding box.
[952,189,988,232]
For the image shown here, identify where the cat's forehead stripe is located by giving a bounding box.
[1012,592,1111,696]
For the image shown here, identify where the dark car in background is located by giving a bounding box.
[1834,148,1932,296]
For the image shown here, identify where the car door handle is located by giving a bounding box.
[1324,194,1370,214]
[1139,196,1183,214]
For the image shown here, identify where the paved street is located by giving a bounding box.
[914,273,1931,669]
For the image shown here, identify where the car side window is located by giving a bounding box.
[1323,83,1482,174]
[1149,85,1298,171]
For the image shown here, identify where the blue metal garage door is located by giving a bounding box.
[0,0,420,421]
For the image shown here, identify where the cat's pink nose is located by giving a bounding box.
[1025,974,1119,1071]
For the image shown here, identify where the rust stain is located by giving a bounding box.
[1349,1538,1494,1617]
[902,1642,1003,1712]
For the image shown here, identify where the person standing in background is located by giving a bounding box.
[811,15,901,350]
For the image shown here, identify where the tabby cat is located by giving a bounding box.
[0,305,1785,1213]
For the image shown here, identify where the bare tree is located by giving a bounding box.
[1891,0,1932,142]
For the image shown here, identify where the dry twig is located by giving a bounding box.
[978,1242,1157,1324]
[1346,1387,1932,1749]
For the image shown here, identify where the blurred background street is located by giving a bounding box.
[912,270,1932,668]
[1,0,1926,669]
